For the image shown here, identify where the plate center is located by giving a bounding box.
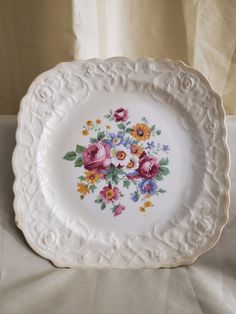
[41,91,205,234]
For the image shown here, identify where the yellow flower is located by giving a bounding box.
[131,123,151,141]
[82,129,89,136]
[130,144,143,157]
[77,183,90,195]
[140,207,146,212]
[86,120,93,128]
[84,170,101,184]
[144,201,153,207]
[106,125,111,129]
[96,119,101,124]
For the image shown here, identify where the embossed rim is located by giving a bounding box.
[12,57,230,268]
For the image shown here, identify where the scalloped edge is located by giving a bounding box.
[12,57,230,269]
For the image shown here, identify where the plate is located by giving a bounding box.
[12,58,230,268]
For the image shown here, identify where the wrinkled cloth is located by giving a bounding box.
[0,115,235,314]
[0,0,236,114]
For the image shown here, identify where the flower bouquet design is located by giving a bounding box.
[63,108,170,216]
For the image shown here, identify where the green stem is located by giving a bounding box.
[111,200,118,211]
[129,180,139,193]
[119,174,139,193]
[117,174,128,184]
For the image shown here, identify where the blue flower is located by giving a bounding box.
[138,179,158,195]
[130,191,139,202]
[146,141,155,150]
[105,132,126,147]
[123,136,134,148]
[126,170,138,178]
[162,145,170,152]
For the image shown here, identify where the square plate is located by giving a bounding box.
[12,58,230,268]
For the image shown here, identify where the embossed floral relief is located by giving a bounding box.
[13,58,228,268]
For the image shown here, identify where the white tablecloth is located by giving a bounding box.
[0,116,235,314]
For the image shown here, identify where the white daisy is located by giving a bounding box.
[111,145,131,167]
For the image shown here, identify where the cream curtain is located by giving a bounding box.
[0,0,236,114]
[0,0,75,114]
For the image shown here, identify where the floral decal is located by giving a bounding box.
[63,108,170,216]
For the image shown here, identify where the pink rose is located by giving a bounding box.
[138,155,160,179]
[113,205,125,216]
[99,186,120,203]
[82,142,111,171]
[114,108,129,122]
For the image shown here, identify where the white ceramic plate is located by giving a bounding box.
[13,58,230,268]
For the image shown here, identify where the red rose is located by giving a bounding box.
[82,142,111,171]
[114,108,129,122]
[138,155,160,179]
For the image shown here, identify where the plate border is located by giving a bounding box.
[12,57,230,268]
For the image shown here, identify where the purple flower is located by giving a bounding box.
[162,145,170,152]
[138,179,158,195]
[146,141,155,150]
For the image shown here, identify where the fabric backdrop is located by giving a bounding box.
[0,0,236,114]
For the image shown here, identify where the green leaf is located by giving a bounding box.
[126,128,133,133]
[117,123,125,130]
[113,176,119,184]
[80,195,85,200]
[63,151,76,161]
[158,188,166,194]
[156,130,161,135]
[159,166,170,176]
[106,173,112,180]
[90,185,97,193]
[95,198,103,204]
[151,125,156,131]
[105,165,113,175]
[104,114,111,118]
[74,157,83,167]
[123,180,131,189]
[76,145,86,154]
[113,167,124,175]
[141,117,148,123]
[78,176,85,180]
[159,157,169,166]
[90,137,97,143]
[105,165,123,184]
[156,173,164,181]
[101,202,106,210]
[97,131,106,141]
